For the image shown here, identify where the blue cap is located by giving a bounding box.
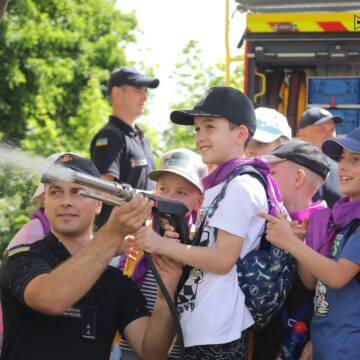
[322,127,360,160]
[299,107,343,129]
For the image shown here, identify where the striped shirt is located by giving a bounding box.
[120,269,180,359]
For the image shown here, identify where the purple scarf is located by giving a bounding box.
[31,207,50,234]
[289,200,327,224]
[306,196,360,257]
[202,157,286,217]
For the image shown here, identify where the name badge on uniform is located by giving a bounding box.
[130,159,148,168]
[62,307,81,319]
[81,306,97,340]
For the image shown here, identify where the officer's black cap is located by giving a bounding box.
[55,153,100,178]
[107,67,159,94]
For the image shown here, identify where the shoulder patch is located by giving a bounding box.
[95,137,109,147]
[7,245,31,257]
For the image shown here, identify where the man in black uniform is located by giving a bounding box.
[0,153,180,360]
[90,67,159,227]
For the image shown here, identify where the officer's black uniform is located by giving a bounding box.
[0,233,149,360]
[90,115,155,227]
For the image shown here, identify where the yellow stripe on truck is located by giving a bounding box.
[247,13,356,33]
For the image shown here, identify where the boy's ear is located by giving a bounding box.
[38,193,45,203]
[235,125,250,145]
[295,168,306,188]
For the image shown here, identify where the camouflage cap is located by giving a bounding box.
[148,148,208,193]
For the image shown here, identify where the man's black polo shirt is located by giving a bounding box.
[90,116,155,227]
[0,233,149,360]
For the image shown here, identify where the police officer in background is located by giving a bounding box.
[90,67,159,227]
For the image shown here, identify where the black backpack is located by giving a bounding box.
[206,165,296,330]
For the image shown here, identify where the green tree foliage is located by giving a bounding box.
[0,167,37,255]
[0,0,137,155]
[0,2,243,253]
[163,39,244,150]
[0,0,139,252]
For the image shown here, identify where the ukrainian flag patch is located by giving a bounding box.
[7,245,31,257]
[95,137,109,147]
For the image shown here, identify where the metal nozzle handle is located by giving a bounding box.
[71,171,134,201]
[79,190,127,207]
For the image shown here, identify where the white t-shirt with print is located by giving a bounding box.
[177,174,268,347]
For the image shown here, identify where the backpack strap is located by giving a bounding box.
[345,218,360,238]
[205,165,272,253]
[344,218,360,284]
[214,165,272,251]
[176,215,207,298]
[205,165,268,222]
[177,165,268,296]
[191,165,271,252]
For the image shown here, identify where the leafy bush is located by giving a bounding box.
[0,167,38,254]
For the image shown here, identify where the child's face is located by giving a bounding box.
[156,173,203,213]
[194,117,246,165]
[338,149,360,200]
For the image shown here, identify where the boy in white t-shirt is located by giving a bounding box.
[134,87,268,359]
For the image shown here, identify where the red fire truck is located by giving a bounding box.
[228,0,360,135]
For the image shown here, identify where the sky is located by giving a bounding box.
[115,0,246,127]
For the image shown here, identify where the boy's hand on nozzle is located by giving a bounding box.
[258,209,300,252]
[163,224,180,242]
[159,217,170,229]
[133,224,165,254]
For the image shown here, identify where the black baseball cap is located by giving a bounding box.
[170,87,257,135]
[264,139,330,180]
[55,153,100,178]
[299,107,343,129]
[322,127,360,161]
[107,67,159,94]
